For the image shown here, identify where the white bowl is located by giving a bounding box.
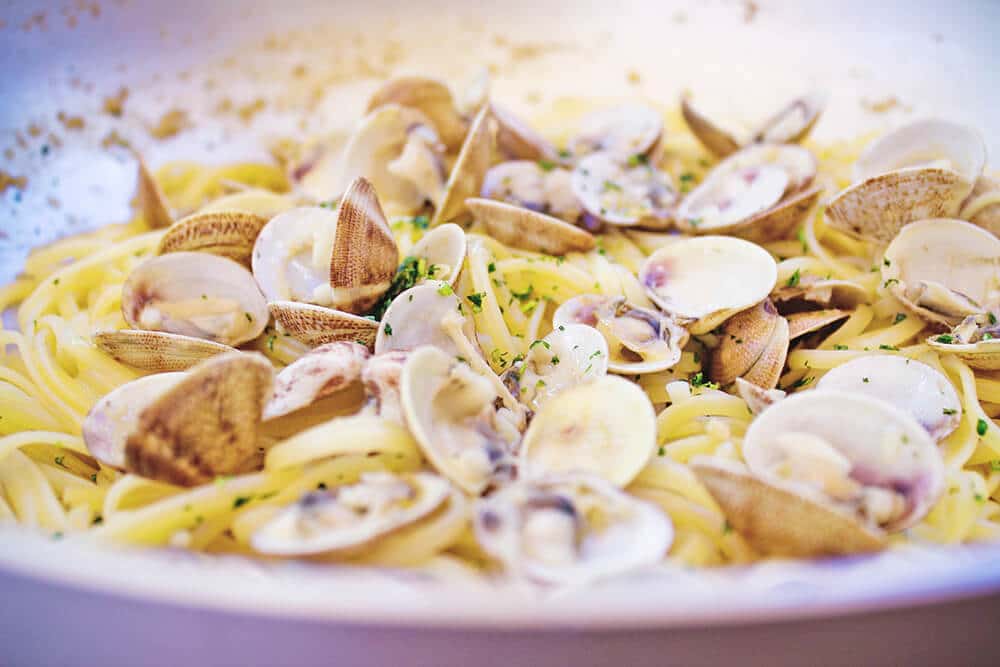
[2,1,999,664]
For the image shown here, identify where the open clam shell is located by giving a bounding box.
[817,355,961,440]
[108,352,275,486]
[569,105,663,161]
[473,472,672,586]
[252,472,453,557]
[771,275,871,310]
[375,282,477,357]
[881,218,1000,328]
[734,377,786,416]
[509,323,609,411]
[432,105,494,226]
[263,342,371,420]
[553,295,687,374]
[639,236,778,334]
[400,346,515,494]
[680,96,741,159]
[827,120,986,242]
[362,350,411,424]
[481,160,582,224]
[122,252,268,346]
[367,76,468,151]
[94,329,234,372]
[466,198,596,255]
[520,375,656,487]
[926,311,1000,371]
[157,211,269,267]
[709,299,786,387]
[82,372,187,468]
[268,301,379,348]
[409,223,467,286]
[571,151,676,227]
[961,175,1000,237]
[750,91,827,145]
[786,308,850,341]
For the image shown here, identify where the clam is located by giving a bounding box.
[197,189,297,220]
[817,355,961,440]
[336,105,447,213]
[639,236,778,334]
[481,160,582,224]
[94,329,234,372]
[465,198,596,255]
[926,311,1000,370]
[268,301,379,349]
[472,472,672,585]
[263,342,371,420]
[491,104,561,162]
[520,375,656,487]
[400,346,517,494]
[367,76,468,151]
[122,252,268,346]
[252,177,397,314]
[375,282,478,357]
[709,299,790,390]
[431,105,493,226]
[674,144,820,242]
[786,308,850,340]
[82,372,187,468]
[771,275,870,310]
[961,175,1000,237]
[508,323,608,412]
[571,151,677,228]
[157,211,269,267]
[362,350,411,424]
[827,120,986,242]
[734,377,785,415]
[82,352,274,486]
[693,389,945,557]
[881,218,1000,328]
[252,472,454,556]
[408,223,467,286]
[568,105,663,161]
[135,154,173,228]
[553,295,687,374]
[681,92,826,159]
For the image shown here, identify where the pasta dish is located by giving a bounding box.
[1,75,999,586]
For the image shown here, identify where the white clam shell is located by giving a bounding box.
[512,323,609,411]
[569,105,663,160]
[639,236,778,334]
[264,342,371,420]
[473,472,673,586]
[520,375,656,487]
[375,282,477,357]
[817,355,961,441]
[409,223,467,286]
[571,151,676,227]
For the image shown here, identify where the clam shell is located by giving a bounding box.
[466,198,595,255]
[740,314,789,390]
[927,339,1000,371]
[375,282,477,357]
[512,323,609,411]
[639,236,777,334]
[367,76,467,150]
[197,189,296,219]
[882,218,1000,327]
[817,355,961,440]
[157,211,269,267]
[410,223,467,286]
[264,342,371,420]
[432,105,493,226]
[481,161,582,224]
[680,96,741,158]
[751,91,827,145]
[252,472,452,557]
[734,377,785,415]
[771,276,871,310]
[94,329,234,372]
[570,151,676,227]
[135,154,173,228]
[708,299,780,386]
[82,372,187,468]
[853,119,985,184]
[122,252,269,346]
[328,177,399,314]
[691,457,887,558]
[962,175,1000,237]
[124,351,275,487]
[569,105,663,160]
[786,308,850,340]
[492,103,561,162]
[269,301,379,348]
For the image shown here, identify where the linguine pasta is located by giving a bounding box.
[2,85,999,583]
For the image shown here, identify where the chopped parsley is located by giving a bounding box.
[789,376,814,389]
[266,334,276,352]
[383,323,393,336]
[990,460,1000,471]
[935,334,955,344]
[797,227,808,253]
[233,496,252,509]
[437,283,454,296]
[550,355,560,365]
[862,377,870,383]
[722,520,732,535]
[657,446,665,457]
[244,312,254,322]
[883,257,891,267]
[602,179,622,192]
[487,262,497,273]
[942,408,958,415]
[411,215,430,230]
[786,269,801,288]
[369,256,431,320]
[537,159,557,172]
[990,312,998,325]
[689,372,719,390]
[627,153,648,167]
[893,313,907,324]
[529,339,551,350]
[833,344,848,350]
[466,292,486,313]
[878,344,899,351]
[977,419,989,436]
[589,349,603,359]
[883,278,900,288]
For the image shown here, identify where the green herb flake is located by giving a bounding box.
[878,344,899,351]
[883,278,900,288]
[977,418,989,436]
[797,227,808,253]
[411,215,430,230]
[466,292,486,313]
[550,355,560,365]
[89,473,98,483]
[233,496,252,509]
[537,159,556,172]
[657,446,665,457]
[602,179,622,192]
[935,334,955,344]
[54,456,67,469]
[627,153,648,167]
[266,334,276,352]
[786,269,801,288]
[990,460,1000,471]
[722,520,732,535]
[383,323,393,336]
[790,376,814,389]
[833,344,848,350]
[883,257,891,267]
[990,312,998,325]
[529,339,551,350]
[244,312,253,322]
[862,377,870,383]
[488,262,497,273]
[893,313,907,324]
[942,408,958,415]
[437,283,454,296]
